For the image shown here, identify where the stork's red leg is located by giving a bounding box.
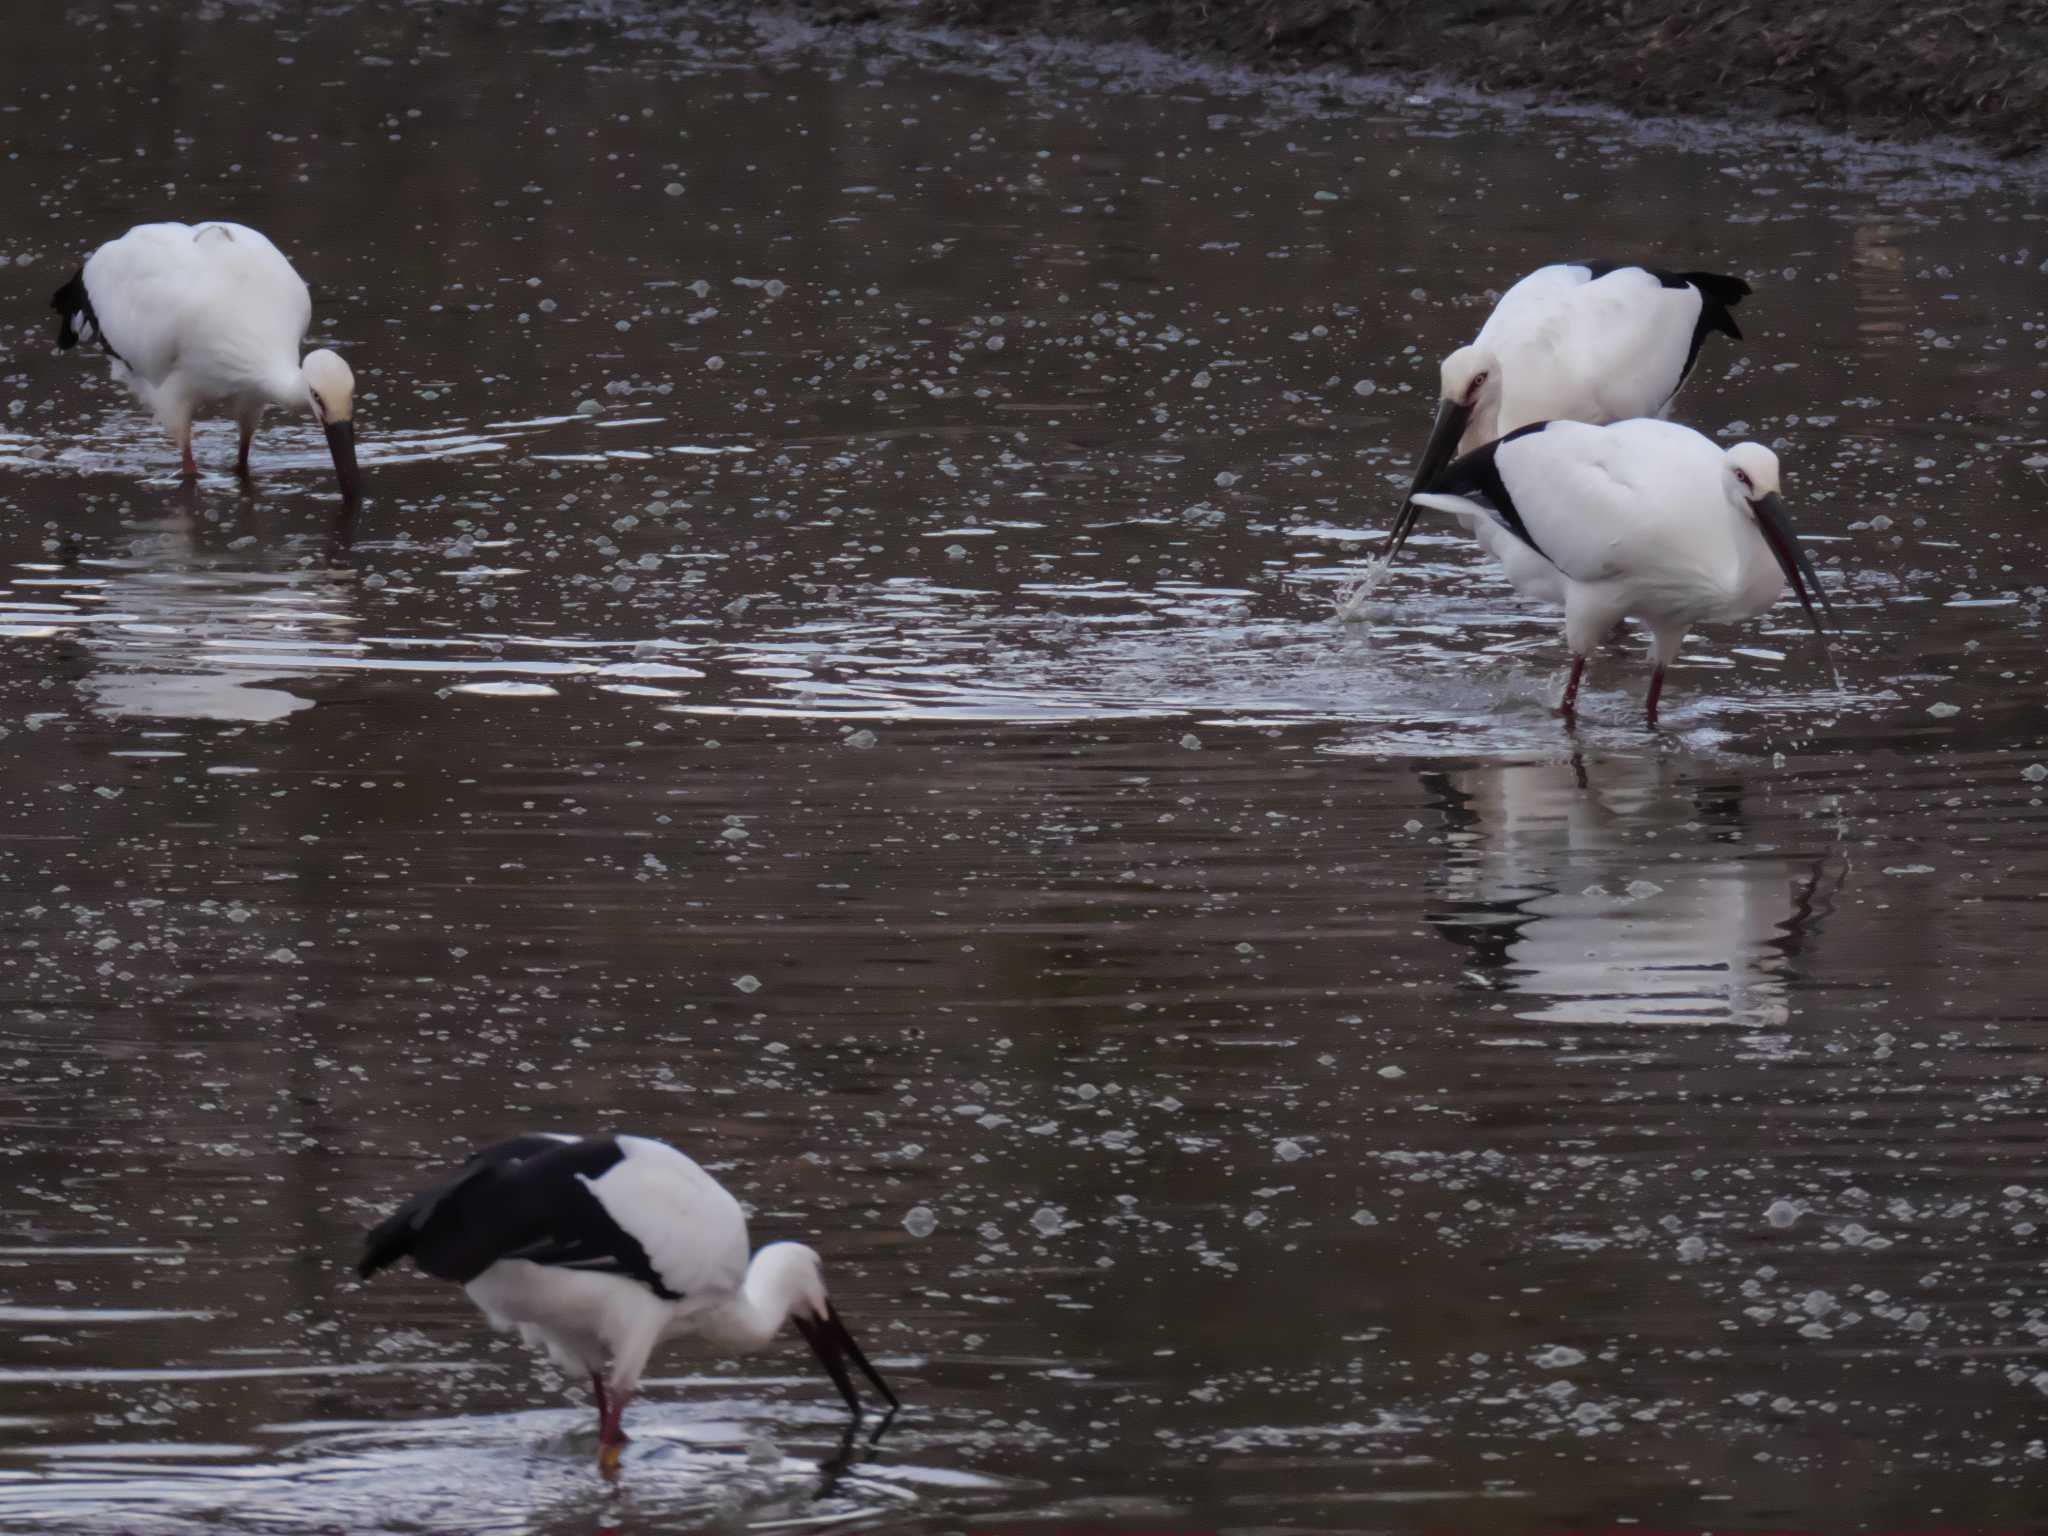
[590,1371,610,1427]
[598,1389,632,1446]
[596,1386,633,1477]
[1559,655,1587,721]
[236,419,257,477]
[1645,666,1666,728]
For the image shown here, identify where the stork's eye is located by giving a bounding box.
[1465,372,1488,403]
[1734,468,1753,491]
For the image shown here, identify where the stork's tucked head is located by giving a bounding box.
[302,349,356,425]
[749,1241,831,1327]
[1722,441,1781,509]
[1724,440,1832,642]
[301,350,363,504]
[753,1241,900,1421]
[1437,344,1499,415]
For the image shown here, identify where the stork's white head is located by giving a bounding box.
[302,349,356,425]
[747,1241,830,1329]
[742,1240,900,1419]
[300,350,362,503]
[1722,441,1782,508]
[1724,440,1832,642]
[1438,344,1499,416]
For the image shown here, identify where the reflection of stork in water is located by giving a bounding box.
[48,487,363,722]
[1416,756,1847,1028]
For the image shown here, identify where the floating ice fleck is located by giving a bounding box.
[2026,764,2047,783]
[576,399,601,417]
[1536,1345,1585,1368]
[1351,1209,1377,1226]
[1677,1234,1707,1262]
[902,1205,937,1238]
[1275,1139,1306,1162]
[734,974,761,994]
[844,729,878,749]
[1926,702,1960,718]
[1031,1207,1066,1237]
[1378,1064,1405,1080]
[1766,1200,1800,1229]
[452,681,558,698]
[1179,733,1202,750]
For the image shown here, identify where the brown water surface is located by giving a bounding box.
[3,3,2048,1532]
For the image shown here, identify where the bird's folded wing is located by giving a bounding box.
[1545,270,1701,422]
[579,1136,752,1302]
[79,224,210,382]
[359,1135,661,1295]
[1498,420,1727,585]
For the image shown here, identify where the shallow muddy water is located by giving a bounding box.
[3,3,2048,1532]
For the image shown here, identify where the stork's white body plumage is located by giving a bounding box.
[53,221,361,497]
[461,1135,755,1384]
[1408,418,1832,724]
[359,1132,897,1474]
[1457,264,1732,448]
[1340,262,1750,616]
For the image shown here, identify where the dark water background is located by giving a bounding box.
[3,3,2048,1531]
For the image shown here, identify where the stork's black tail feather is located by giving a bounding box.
[1680,270,1751,341]
[51,267,93,351]
[358,1204,420,1280]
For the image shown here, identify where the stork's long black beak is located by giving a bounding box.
[793,1304,900,1419]
[1750,490,1833,644]
[1383,396,1471,572]
[324,419,362,505]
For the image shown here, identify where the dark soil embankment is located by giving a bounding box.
[795,0,2048,158]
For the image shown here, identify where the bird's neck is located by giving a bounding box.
[693,1268,789,1355]
[1733,517,1788,613]
[1463,397,1502,456]
[264,360,310,414]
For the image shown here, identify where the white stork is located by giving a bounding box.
[51,221,361,501]
[1338,262,1750,617]
[1406,418,1832,725]
[358,1133,898,1476]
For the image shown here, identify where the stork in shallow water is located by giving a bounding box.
[358,1133,899,1475]
[1337,262,1750,617]
[51,221,362,501]
[1406,418,1832,726]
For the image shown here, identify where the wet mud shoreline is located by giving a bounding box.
[795,0,2048,158]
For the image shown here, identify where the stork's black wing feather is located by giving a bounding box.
[356,1134,682,1299]
[1418,422,1553,564]
[1671,269,1750,383]
[51,268,95,352]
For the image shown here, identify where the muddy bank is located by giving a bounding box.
[796,0,2048,157]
